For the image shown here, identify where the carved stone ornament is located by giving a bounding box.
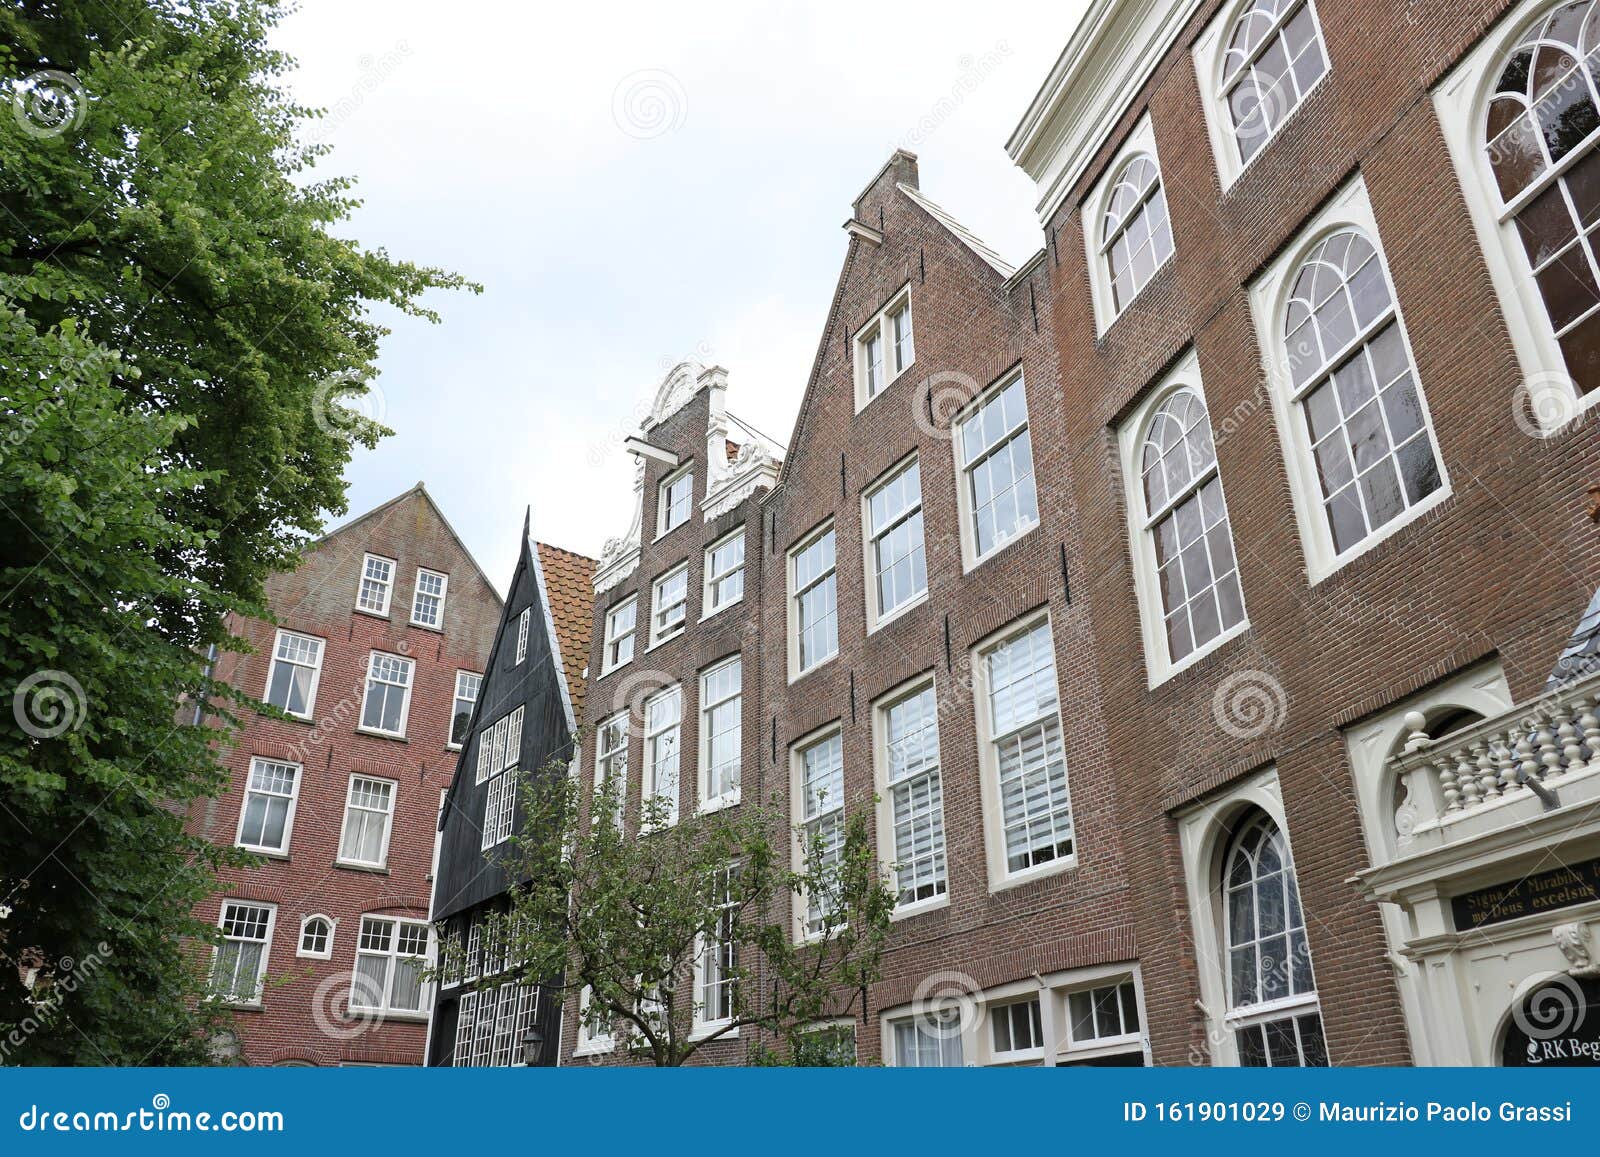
[1554,921,1600,978]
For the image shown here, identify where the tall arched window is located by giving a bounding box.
[1284,228,1441,556]
[1484,1,1600,393]
[1101,155,1174,315]
[1139,388,1244,663]
[1223,811,1327,1066]
[1221,0,1328,164]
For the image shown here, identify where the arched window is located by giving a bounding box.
[1221,0,1328,164]
[1101,155,1173,314]
[1483,0,1600,393]
[298,914,333,959]
[1283,228,1442,556]
[1138,388,1244,663]
[1223,811,1327,1066]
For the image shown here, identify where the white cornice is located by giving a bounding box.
[1007,0,1203,225]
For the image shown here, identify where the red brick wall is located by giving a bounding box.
[191,487,500,1066]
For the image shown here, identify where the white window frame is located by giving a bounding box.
[1176,767,1328,1066]
[656,464,695,539]
[986,996,1047,1065]
[1433,0,1600,435]
[574,985,616,1056]
[787,521,839,682]
[853,283,915,411]
[448,670,481,752]
[349,914,432,1018]
[234,756,301,857]
[602,596,637,675]
[1084,116,1175,334]
[971,610,1076,891]
[882,1001,974,1067]
[514,607,531,665]
[691,862,741,1040]
[872,674,948,919]
[1247,176,1451,584]
[337,773,397,869]
[701,528,746,620]
[642,684,683,830]
[1117,351,1250,686]
[296,913,335,960]
[698,655,742,813]
[356,552,396,617]
[789,723,845,943]
[358,649,415,739]
[210,900,276,1007]
[410,567,449,629]
[1193,0,1331,191]
[861,453,928,631]
[1060,975,1145,1062]
[593,710,630,831]
[649,562,690,648]
[262,628,324,721]
[952,370,1040,573]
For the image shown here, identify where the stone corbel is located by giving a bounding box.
[1553,920,1600,978]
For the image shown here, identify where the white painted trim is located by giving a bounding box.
[295,913,336,960]
[409,566,449,630]
[336,772,398,870]
[234,755,303,857]
[870,672,950,918]
[210,899,277,1010]
[700,527,747,622]
[358,649,415,739]
[951,370,1041,575]
[624,435,680,467]
[356,552,396,617]
[852,283,916,413]
[1246,175,1452,585]
[647,561,691,648]
[861,451,928,632]
[263,628,324,721]
[1115,350,1251,688]
[654,463,695,542]
[1083,114,1173,335]
[787,520,839,683]
[789,720,845,944]
[600,594,638,676]
[698,654,744,813]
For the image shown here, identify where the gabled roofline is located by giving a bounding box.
[316,482,504,606]
[529,537,578,736]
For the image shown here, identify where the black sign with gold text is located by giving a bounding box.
[1451,858,1600,931]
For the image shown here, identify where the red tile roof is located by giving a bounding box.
[536,542,596,723]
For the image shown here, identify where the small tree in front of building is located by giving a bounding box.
[486,753,895,1066]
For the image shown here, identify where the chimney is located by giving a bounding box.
[851,150,919,223]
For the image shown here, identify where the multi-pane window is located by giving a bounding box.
[866,458,927,622]
[576,986,615,1054]
[1066,980,1142,1049]
[1101,155,1174,315]
[958,376,1039,563]
[236,757,300,855]
[695,864,740,1031]
[210,901,274,1004]
[659,467,694,536]
[464,923,483,982]
[515,607,530,665]
[856,289,914,405]
[351,916,430,1015]
[1483,1,1600,394]
[338,775,395,867]
[700,657,742,809]
[797,730,845,936]
[1139,388,1245,664]
[453,991,478,1066]
[882,685,946,908]
[982,620,1073,877]
[594,712,630,830]
[450,671,481,750]
[892,1010,964,1067]
[1220,0,1328,166]
[1284,229,1441,557]
[791,526,838,674]
[298,915,333,958]
[360,651,414,737]
[643,685,682,828]
[411,567,448,628]
[990,999,1044,1059]
[475,707,522,785]
[795,1022,858,1066]
[480,706,524,850]
[703,530,745,615]
[1225,811,1327,1067]
[651,564,689,645]
[357,553,395,615]
[603,597,637,672]
[263,630,323,719]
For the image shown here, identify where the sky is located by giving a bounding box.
[272,0,1090,591]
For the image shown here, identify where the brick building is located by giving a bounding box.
[557,0,1600,1069]
[191,484,501,1066]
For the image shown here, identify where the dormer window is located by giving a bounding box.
[658,466,694,538]
[854,286,915,409]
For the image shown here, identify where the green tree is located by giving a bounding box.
[0,0,473,1062]
[478,758,896,1067]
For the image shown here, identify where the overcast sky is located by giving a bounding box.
[273,0,1089,590]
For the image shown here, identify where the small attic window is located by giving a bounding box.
[854,285,914,411]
